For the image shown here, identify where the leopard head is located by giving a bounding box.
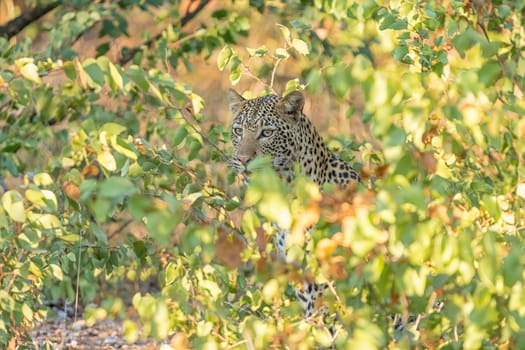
[227,89,305,179]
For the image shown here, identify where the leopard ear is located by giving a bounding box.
[227,89,246,115]
[277,91,304,121]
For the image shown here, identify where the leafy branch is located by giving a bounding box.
[118,0,211,65]
[0,1,60,39]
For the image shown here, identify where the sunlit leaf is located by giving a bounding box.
[217,46,233,71]
[17,60,41,84]
[291,38,309,55]
[108,61,124,90]
[2,190,25,222]
[97,150,117,172]
[33,173,54,187]
[276,24,291,43]
[101,122,127,136]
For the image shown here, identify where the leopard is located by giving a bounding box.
[228,89,361,186]
[227,89,444,344]
[227,89,360,323]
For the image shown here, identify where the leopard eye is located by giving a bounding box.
[232,127,243,136]
[260,129,275,138]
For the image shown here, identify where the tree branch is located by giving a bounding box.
[118,0,211,65]
[0,1,60,39]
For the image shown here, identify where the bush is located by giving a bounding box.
[0,1,524,349]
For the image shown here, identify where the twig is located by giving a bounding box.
[240,62,276,93]
[118,0,211,65]
[476,18,521,103]
[74,224,84,322]
[270,42,287,90]
[175,102,230,161]
[0,1,60,39]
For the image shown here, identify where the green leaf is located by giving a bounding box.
[188,139,202,160]
[392,45,409,62]
[453,28,482,57]
[112,137,138,160]
[502,246,521,287]
[101,122,127,136]
[145,210,179,246]
[478,61,501,86]
[83,59,105,86]
[246,46,268,57]
[96,42,110,57]
[172,126,188,146]
[379,14,395,30]
[99,177,138,198]
[63,61,77,80]
[80,179,97,202]
[128,65,150,91]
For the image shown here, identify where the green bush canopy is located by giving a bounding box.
[0,1,524,349]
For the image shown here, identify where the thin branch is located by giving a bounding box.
[0,1,60,39]
[270,42,287,91]
[476,17,522,102]
[118,0,211,65]
[240,62,276,93]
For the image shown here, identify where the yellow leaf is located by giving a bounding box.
[292,38,309,55]
[276,24,291,43]
[109,62,123,90]
[2,190,25,223]
[97,150,117,172]
[517,183,525,199]
[20,62,41,84]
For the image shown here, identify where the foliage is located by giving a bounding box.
[0,0,524,349]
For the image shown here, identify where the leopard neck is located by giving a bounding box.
[294,115,360,186]
[294,116,337,185]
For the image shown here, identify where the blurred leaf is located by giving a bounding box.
[97,150,117,172]
[291,38,309,55]
[276,24,291,43]
[63,61,77,80]
[83,59,105,86]
[478,61,501,86]
[2,191,25,223]
[217,46,233,71]
[109,62,124,90]
[453,28,482,57]
[17,60,41,84]
[172,126,188,146]
[128,65,150,91]
[99,177,139,198]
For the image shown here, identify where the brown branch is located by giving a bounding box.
[118,0,211,65]
[0,1,60,39]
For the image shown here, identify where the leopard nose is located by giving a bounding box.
[238,154,252,165]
